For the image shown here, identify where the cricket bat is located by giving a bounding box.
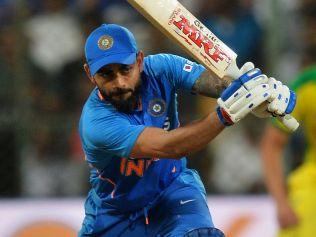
[127,0,299,132]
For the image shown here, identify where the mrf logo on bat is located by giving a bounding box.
[168,7,232,71]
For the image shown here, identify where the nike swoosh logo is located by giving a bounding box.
[180,199,196,205]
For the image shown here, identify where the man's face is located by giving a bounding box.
[88,52,144,113]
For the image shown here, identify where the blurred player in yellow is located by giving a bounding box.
[261,48,316,237]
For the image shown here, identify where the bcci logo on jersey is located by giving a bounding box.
[148,98,166,117]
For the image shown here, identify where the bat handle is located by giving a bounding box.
[226,61,299,132]
[277,114,299,132]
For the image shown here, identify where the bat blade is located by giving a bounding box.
[127,0,238,79]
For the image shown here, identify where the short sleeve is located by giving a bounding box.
[145,54,206,90]
[82,113,146,157]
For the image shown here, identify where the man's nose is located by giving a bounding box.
[115,73,128,88]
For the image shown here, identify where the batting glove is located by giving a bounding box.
[251,77,297,118]
[216,62,271,126]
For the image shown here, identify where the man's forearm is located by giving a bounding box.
[130,111,225,159]
[192,71,230,98]
[261,126,289,204]
[163,111,225,157]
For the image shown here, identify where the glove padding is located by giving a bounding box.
[252,77,297,118]
[217,62,271,126]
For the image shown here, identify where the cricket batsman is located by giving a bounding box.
[78,24,296,236]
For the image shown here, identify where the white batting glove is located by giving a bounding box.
[268,77,296,115]
[252,77,297,118]
[216,63,271,126]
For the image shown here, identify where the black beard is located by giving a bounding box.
[100,82,141,114]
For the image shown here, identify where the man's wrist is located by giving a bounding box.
[216,107,234,126]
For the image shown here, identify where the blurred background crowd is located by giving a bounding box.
[0,0,315,199]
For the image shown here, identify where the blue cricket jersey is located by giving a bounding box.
[79,54,205,212]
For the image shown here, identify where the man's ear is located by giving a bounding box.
[137,51,144,72]
[83,63,95,84]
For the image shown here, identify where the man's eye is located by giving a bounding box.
[121,66,131,73]
[99,71,111,77]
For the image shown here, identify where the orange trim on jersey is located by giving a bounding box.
[98,175,116,198]
[111,190,115,198]
[98,91,104,100]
